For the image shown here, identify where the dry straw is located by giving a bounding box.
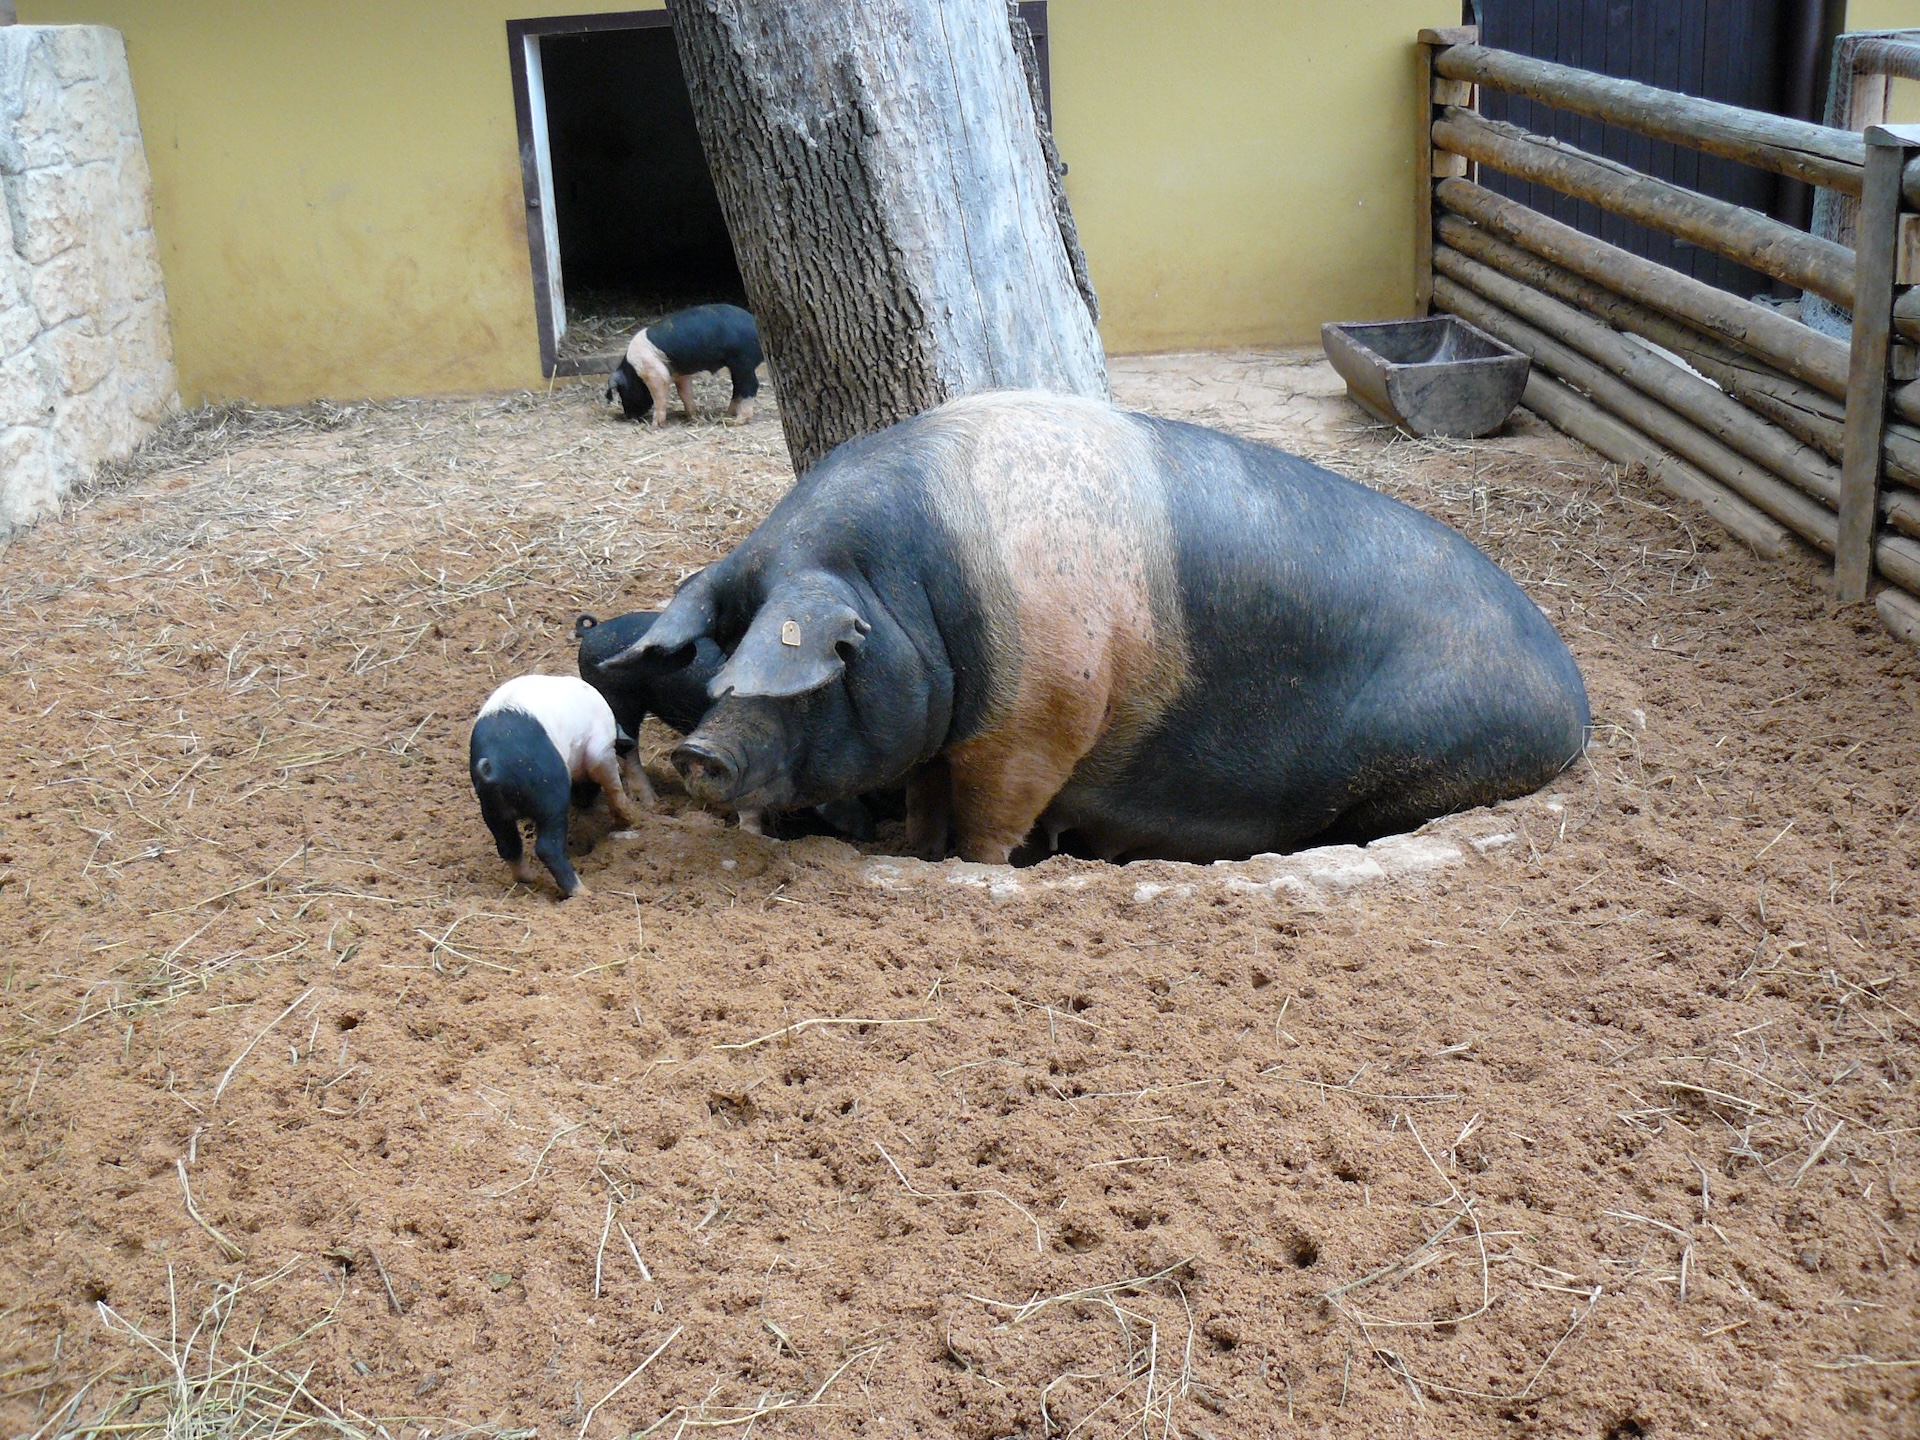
[33,1266,529,1440]
[963,1258,1199,1438]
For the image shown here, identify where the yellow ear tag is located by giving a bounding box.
[780,620,802,647]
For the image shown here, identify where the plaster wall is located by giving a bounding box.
[15,1,1453,403]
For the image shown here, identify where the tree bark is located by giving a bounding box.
[666,0,1107,474]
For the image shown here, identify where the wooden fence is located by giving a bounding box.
[1415,24,1920,650]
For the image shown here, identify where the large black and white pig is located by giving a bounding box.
[469,674,647,898]
[607,304,763,426]
[605,391,1590,865]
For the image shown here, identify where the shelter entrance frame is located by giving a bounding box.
[506,10,675,380]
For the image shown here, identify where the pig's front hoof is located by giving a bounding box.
[562,878,592,899]
[510,858,540,886]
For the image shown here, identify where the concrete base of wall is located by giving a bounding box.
[1,24,177,541]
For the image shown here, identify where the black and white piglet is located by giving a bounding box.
[469,674,647,898]
[607,304,763,426]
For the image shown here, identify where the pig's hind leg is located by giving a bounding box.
[528,794,587,898]
[479,790,540,886]
[725,363,756,424]
[625,334,676,428]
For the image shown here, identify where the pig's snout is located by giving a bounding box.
[673,738,739,801]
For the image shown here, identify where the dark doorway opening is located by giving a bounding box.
[507,12,744,377]
[542,23,746,370]
[507,6,1052,378]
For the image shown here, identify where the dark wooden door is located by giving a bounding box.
[1467,1,1801,297]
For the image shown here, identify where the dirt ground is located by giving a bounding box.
[2,352,1917,1440]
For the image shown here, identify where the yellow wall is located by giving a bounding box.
[1050,1,1454,355]
[1850,1,1920,23]
[1848,1,1920,122]
[17,0,641,404]
[17,0,1452,403]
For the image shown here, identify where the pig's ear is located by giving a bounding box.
[608,571,715,670]
[709,581,871,700]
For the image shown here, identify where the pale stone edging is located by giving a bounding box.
[861,796,1567,903]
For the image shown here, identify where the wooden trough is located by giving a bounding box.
[1321,315,1530,438]
[1414,23,1920,652]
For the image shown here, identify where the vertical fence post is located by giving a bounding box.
[1838,124,1920,602]
[1414,26,1477,317]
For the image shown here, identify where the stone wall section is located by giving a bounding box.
[1,24,177,540]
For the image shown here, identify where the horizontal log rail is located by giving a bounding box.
[1435,180,1851,396]
[1434,274,1843,550]
[1433,108,1857,308]
[1883,587,1920,645]
[1852,36,1920,82]
[1422,35,1920,633]
[1436,214,1920,527]
[1433,43,1865,196]
[1437,274,1920,595]
[1441,179,1920,425]
[1433,245,1844,501]
[1517,370,1794,557]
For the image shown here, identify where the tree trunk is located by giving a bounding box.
[666,0,1107,474]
